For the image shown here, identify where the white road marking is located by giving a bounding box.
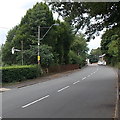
[22,95,50,108]
[73,80,80,85]
[87,75,91,77]
[91,73,93,75]
[57,86,69,92]
[82,77,86,80]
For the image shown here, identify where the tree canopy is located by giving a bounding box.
[2,2,89,67]
[50,2,120,40]
[101,27,119,65]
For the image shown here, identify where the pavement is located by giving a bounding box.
[1,69,80,92]
[1,64,119,118]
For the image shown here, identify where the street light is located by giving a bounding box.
[11,41,24,65]
[37,23,59,65]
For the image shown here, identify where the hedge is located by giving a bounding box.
[1,65,42,83]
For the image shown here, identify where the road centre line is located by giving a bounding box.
[82,77,86,80]
[57,86,70,92]
[22,95,50,108]
[87,75,91,77]
[73,80,80,84]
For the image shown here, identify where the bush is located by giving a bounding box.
[69,50,86,67]
[1,65,43,83]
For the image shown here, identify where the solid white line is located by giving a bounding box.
[57,86,69,92]
[22,95,50,108]
[82,77,86,80]
[73,80,80,84]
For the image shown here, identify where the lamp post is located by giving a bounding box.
[12,40,24,65]
[37,23,59,65]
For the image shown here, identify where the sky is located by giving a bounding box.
[0,0,102,52]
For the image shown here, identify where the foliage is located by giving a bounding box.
[108,35,119,57]
[71,34,88,56]
[23,44,54,68]
[2,3,75,66]
[101,27,120,65]
[2,2,55,65]
[0,45,2,66]
[53,22,74,64]
[50,2,120,40]
[69,34,88,66]
[88,48,102,63]
[2,65,42,83]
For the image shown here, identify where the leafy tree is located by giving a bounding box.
[69,34,89,66]
[101,27,120,65]
[2,26,18,65]
[2,2,55,65]
[23,44,54,68]
[50,2,120,40]
[71,34,88,56]
[13,2,54,50]
[53,22,74,64]
[108,35,119,58]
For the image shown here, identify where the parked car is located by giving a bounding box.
[98,61,106,66]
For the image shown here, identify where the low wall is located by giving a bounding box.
[48,64,79,73]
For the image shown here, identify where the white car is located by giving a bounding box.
[98,61,103,65]
[98,61,106,66]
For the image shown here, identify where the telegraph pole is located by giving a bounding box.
[21,40,23,65]
[38,26,40,65]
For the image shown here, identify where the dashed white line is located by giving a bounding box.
[91,73,93,75]
[73,80,80,85]
[87,75,91,77]
[57,86,69,92]
[82,77,86,80]
[22,95,50,108]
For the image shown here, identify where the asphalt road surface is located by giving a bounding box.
[1,65,118,118]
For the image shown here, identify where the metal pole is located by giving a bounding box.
[38,26,40,65]
[21,40,23,65]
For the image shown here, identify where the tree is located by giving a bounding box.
[101,27,120,65]
[50,2,120,40]
[69,34,89,66]
[23,44,54,67]
[108,35,119,58]
[88,48,102,63]
[13,2,54,50]
[2,2,55,65]
[53,21,74,64]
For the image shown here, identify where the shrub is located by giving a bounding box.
[1,65,42,83]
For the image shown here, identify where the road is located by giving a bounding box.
[1,65,118,118]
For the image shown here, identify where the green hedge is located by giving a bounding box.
[1,65,42,83]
